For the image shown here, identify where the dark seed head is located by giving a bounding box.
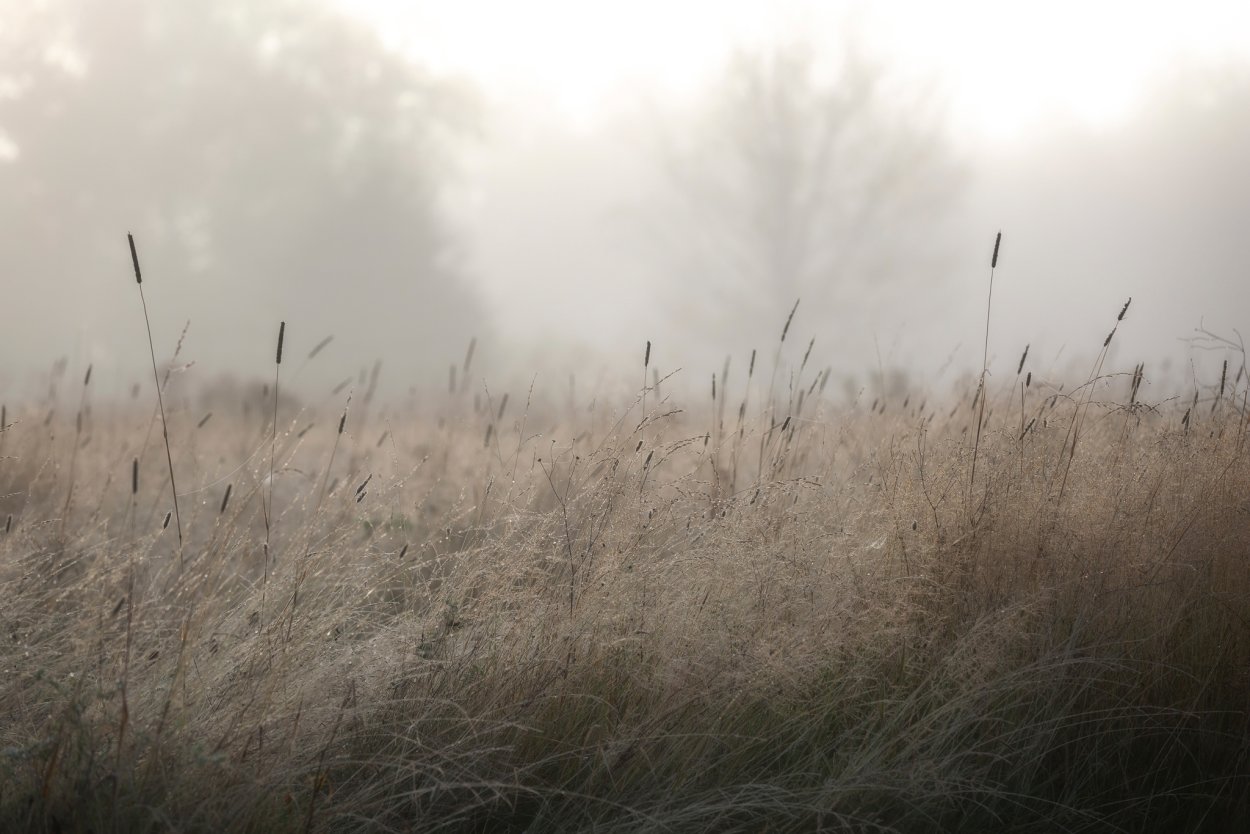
[128,233,142,284]
[275,322,285,365]
[644,340,651,369]
[308,335,333,360]
[1118,297,1131,321]
[162,511,172,529]
[780,299,799,343]
[132,458,139,495]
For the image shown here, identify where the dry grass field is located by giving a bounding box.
[2,299,1249,832]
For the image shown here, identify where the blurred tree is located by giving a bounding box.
[648,41,964,353]
[0,0,485,389]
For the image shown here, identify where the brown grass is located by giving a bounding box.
[0,308,1248,832]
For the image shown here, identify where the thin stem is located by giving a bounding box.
[970,232,1001,494]
[266,321,285,584]
[129,233,183,557]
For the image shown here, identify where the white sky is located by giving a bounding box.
[337,0,1250,142]
[320,0,1250,384]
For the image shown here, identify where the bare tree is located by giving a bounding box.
[649,40,964,351]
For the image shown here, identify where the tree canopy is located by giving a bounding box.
[0,0,486,392]
[649,41,965,356]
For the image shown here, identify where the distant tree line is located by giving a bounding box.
[0,0,486,390]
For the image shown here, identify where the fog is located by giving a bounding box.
[3,0,1249,406]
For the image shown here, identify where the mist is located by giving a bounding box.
[7,5,1250,827]
[3,0,1248,406]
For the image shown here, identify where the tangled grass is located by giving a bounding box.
[1,312,1248,832]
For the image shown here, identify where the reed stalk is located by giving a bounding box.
[128,233,183,558]
[970,231,1001,494]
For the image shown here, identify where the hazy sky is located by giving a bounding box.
[337,0,1250,140]
[321,0,1250,393]
[3,0,1249,403]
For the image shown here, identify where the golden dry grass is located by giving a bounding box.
[1,346,1248,832]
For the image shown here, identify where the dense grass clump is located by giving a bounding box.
[1,323,1248,832]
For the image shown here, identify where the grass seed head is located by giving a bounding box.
[128,232,142,283]
[308,335,333,360]
[780,299,799,343]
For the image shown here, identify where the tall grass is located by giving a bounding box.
[0,270,1248,833]
[127,233,183,555]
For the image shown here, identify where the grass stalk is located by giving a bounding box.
[264,321,285,582]
[128,233,183,558]
[970,231,1001,495]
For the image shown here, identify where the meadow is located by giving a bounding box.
[1,290,1248,832]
